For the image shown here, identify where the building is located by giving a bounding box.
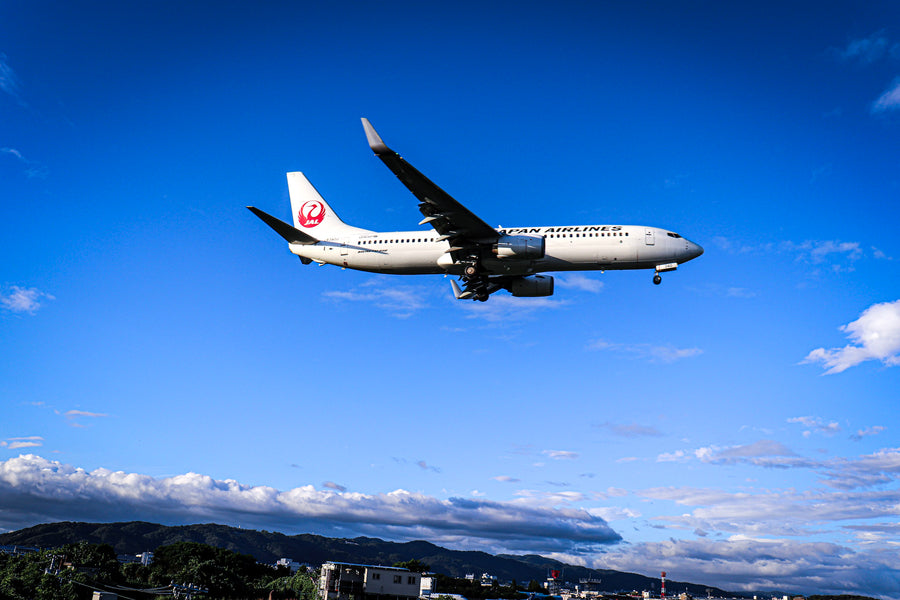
[319,562,421,600]
[420,574,436,597]
[277,558,304,573]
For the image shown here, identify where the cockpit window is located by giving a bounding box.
[667,232,682,238]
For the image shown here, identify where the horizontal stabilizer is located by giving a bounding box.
[247,206,318,245]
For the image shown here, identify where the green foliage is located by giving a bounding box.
[527,579,544,592]
[265,570,319,600]
[0,543,123,600]
[0,540,285,600]
[393,559,431,573]
[149,541,278,598]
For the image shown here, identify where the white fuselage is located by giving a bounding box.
[289,224,702,276]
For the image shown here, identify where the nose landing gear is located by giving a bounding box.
[653,262,678,285]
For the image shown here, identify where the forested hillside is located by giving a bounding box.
[0,521,733,597]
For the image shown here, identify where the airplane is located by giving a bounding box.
[248,118,703,302]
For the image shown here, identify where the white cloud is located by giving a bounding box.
[802,300,900,373]
[657,440,817,470]
[0,455,621,551]
[713,440,798,459]
[542,450,579,460]
[493,475,520,483]
[821,447,900,489]
[851,425,886,441]
[785,240,863,265]
[64,409,109,428]
[1,148,48,179]
[716,238,874,274]
[459,294,567,322]
[416,460,441,473]
[2,437,44,451]
[656,449,688,463]
[587,339,702,363]
[322,280,432,318]
[835,32,894,64]
[65,410,109,418]
[787,416,841,437]
[0,54,24,105]
[726,287,757,298]
[596,422,663,438]
[556,274,604,293]
[1,286,54,314]
[593,538,900,598]
[872,78,900,114]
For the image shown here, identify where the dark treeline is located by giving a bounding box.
[0,541,318,600]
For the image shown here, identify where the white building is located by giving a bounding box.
[319,562,421,600]
[277,558,303,573]
[420,574,436,597]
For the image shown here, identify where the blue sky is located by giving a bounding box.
[3,0,900,596]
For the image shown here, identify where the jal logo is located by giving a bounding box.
[298,201,326,228]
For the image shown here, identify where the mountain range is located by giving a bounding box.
[0,521,738,597]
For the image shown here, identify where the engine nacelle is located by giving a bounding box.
[508,275,554,297]
[493,235,545,259]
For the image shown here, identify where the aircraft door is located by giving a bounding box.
[644,228,655,246]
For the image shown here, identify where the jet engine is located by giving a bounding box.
[507,274,554,297]
[492,235,545,259]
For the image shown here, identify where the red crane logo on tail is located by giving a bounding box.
[298,201,326,228]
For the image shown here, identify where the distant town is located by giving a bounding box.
[0,522,880,600]
[0,543,860,600]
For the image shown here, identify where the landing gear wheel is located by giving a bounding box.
[653,274,662,285]
[464,264,478,277]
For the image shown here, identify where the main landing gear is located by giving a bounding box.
[460,260,491,301]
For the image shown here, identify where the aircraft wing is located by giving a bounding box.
[361,118,499,247]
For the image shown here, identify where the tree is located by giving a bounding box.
[150,541,278,599]
[266,570,319,600]
[392,559,430,573]
[527,580,544,593]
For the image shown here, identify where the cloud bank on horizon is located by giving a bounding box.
[4,448,900,597]
[0,454,620,552]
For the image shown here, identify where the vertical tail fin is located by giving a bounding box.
[287,172,360,238]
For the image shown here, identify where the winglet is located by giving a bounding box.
[361,118,392,155]
[247,206,318,245]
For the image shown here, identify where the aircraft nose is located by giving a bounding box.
[684,240,704,262]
